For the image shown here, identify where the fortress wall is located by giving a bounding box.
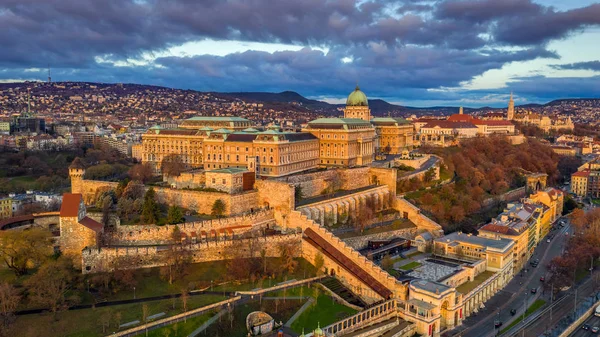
[111,209,275,245]
[82,234,301,273]
[76,178,259,216]
[393,197,444,236]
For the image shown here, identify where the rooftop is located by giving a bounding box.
[60,193,82,217]
[185,116,250,122]
[410,279,452,296]
[436,232,513,253]
[208,167,248,174]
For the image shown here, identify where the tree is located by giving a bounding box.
[141,187,160,224]
[24,257,79,317]
[161,154,185,177]
[0,282,20,331]
[99,310,112,334]
[211,199,226,218]
[122,180,145,200]
[278,242,298,275]
[0,228,51,276]
[424,168,436,183]
[313,253,325,276]
[381,254,393,271]
[128,163,154,183]
[101,195,113,226]
[294,185,303,201]
[167,205,185,225]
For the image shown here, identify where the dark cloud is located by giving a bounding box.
[551,61,600,71]
[0,0,599,105]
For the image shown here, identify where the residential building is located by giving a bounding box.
[0,198,12,219]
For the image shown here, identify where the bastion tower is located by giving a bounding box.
[344,85,371,121]
[69,157,85,195]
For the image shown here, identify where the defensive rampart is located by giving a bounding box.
[110,209,274,245]
[392,197,444,236]
[82,233,301,273]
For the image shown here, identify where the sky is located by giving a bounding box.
[1,0,600,107]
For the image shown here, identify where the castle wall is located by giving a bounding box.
[60,216,98,257]
[275,167,373,199]
[110,209,275,245]
[393,197,444,236]
[75,178,259,216]
[82,234,301,273]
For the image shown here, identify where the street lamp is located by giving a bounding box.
[133,286,136,300]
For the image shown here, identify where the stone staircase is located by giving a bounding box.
[289,210,401,300]
[320,277,367,307]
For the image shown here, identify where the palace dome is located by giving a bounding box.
[346,85,368,107]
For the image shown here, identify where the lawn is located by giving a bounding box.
[592,199,600,206]
[499,299,546,334]
[9,294,226,337]
[456,271,495,295]
[89,258,315,302]
[399,261,422,270]
[290,294,358,333]
[406,251,422,258]
[202,298,305,337]
[139,312,214,337]
[337,219,416,239]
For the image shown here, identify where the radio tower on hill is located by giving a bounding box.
[47,64,52,83]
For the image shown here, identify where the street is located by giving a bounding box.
[444,217,572,337]
[570,314,600,337]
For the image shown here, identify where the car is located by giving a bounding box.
[510,309,517,316]
[494,320,503,328]
[540,276,545,282]
[582,324,590,330]
[592,326,599,333]
[547,239,551,243]
[531,288,537,294]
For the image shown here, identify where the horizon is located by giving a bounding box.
[2,1,600,107]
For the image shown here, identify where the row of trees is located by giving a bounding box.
[546,208,600,290]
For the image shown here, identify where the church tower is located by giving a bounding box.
[507,92,514,120]
[344,85,371,121]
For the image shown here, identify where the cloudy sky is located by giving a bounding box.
[1,0,600,107]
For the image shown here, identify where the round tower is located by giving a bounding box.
[69,157,86,194]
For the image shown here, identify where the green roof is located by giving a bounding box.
[242,127,260,133]
[371,117,410,125]
[208,167,248,174]
[308,118,372,125]
[346,85,368,107]
[213,128,233,133]
[149,125,163,130]
[198,126,213,131]
[185,116,250,122]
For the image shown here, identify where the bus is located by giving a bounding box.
[595,304,600,317]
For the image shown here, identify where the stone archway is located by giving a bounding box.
[440,301,449,330]
[454,311,459,327]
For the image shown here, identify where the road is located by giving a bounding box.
[444,217,572,337]
[570,314,600,337]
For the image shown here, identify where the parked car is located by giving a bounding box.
[582,324,590,330]
[531,288,537,294]
[591,326,599,333]
[540,276,545,282]
[547,239,551,243]
[494,320,503,328]
[510,309,517,316]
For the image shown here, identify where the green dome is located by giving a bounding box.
[346,85,368,107]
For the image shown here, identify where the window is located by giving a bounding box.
[222,179,226,184]
[212,178,216,184]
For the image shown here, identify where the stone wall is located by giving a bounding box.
[481,187,526,207]
[342,227,421,250]
[275,167,373,199]
[164,171,206,189]
[111,209,274,245]
[392,197,444,236]
[369,168,397,198]
[76,178,259,216]
[288,210,407,301]
[82,233,301,273]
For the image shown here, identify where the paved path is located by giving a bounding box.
[284,297,314,327]
[188,309,226,337]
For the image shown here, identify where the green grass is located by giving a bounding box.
[399,261,422,270]
[592,199,600,205]
[9,294,226,337]
[290,295,358,333]
[337,219,416,239]
[456,271,495,295]
[138,312,214,337]
[499,299,546,334]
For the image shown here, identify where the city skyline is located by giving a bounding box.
[1,0,600,107]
